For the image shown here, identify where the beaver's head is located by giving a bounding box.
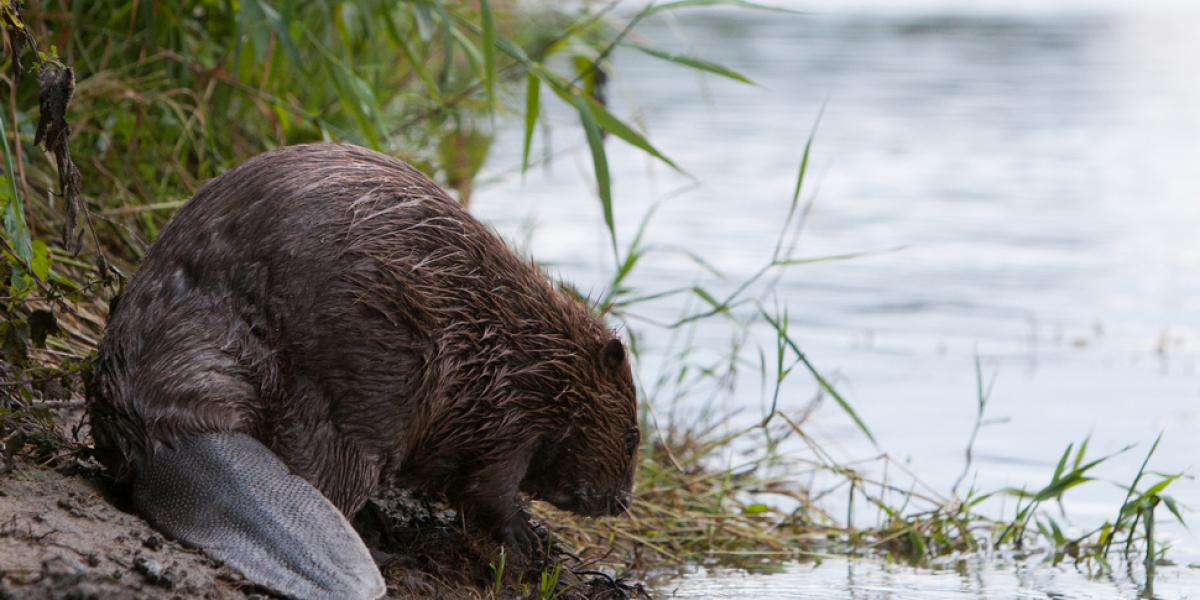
[521,337,640,517]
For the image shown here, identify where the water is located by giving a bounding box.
[658,557,1198,599]
[472,2,1200,597]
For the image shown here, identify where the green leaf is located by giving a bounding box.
[759,308,876,444]
[448,26,484,78]
[9,263,31,297]
[383,10,443,105]
[586,95,683,173]
[1051,444,1072,483]
[998,486,1036,499]
[480,0,496,110]
[431,0,455,85]
[1161,495,1187,527]
[1142,476,1180,498]
[522,72,540,174]
[0,114,31,267]
[645,0,804,16]
[1074,435,1091,470]
[785,108,820,241]
[622,42,754,84]
[238,0,271,63]
[1044,517,1067,545]
[257,0,303,68]
[484,24,532,64]
[412,4,436,42]
[1097,522,1113,546]
[308,29,386,150]
[570,94,616,257]
[742,503,768,515]
[533,66,683,173]
[691,286,726,313]
[3,198,31,267]
[774,247,907,267]
[30,240,49,281]
[1102,432,1162,557]
[1032,473,1095,503]
[1120,501,1141,518]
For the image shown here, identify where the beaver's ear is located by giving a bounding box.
[600,338,626,373]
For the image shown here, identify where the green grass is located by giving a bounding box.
[0,0,751,379]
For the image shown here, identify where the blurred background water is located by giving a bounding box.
[475,1,1200,597]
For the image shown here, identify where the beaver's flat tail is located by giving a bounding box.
[132,432,385,600]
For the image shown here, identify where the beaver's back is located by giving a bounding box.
[87,144,609,513]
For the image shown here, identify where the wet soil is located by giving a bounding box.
[0,463,251,599]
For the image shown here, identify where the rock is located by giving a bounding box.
[134,556,178,590]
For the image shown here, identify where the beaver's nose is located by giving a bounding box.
[608,491,632,515]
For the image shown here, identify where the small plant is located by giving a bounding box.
[996,437,1119,549]
[1092,433,1188,573]
[534,564,579,600]
[0,0,102,421]
[489,546,506,596]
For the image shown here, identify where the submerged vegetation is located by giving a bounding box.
[0,0,1189,598]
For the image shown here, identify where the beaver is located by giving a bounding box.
[85,143,640,600]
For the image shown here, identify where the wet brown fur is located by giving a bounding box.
[86,143,639,541]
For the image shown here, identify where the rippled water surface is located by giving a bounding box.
[474,2,1200,597]
[659,557,1198,599]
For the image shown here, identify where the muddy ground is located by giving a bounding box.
[0,406,649,600]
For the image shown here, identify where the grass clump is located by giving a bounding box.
[0,0,757,392]
[537,425,832,571]
[532,403,1188,584]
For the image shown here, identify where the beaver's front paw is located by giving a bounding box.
[500,509,540,555]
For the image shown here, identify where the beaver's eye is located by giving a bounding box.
[624,431,638,452]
